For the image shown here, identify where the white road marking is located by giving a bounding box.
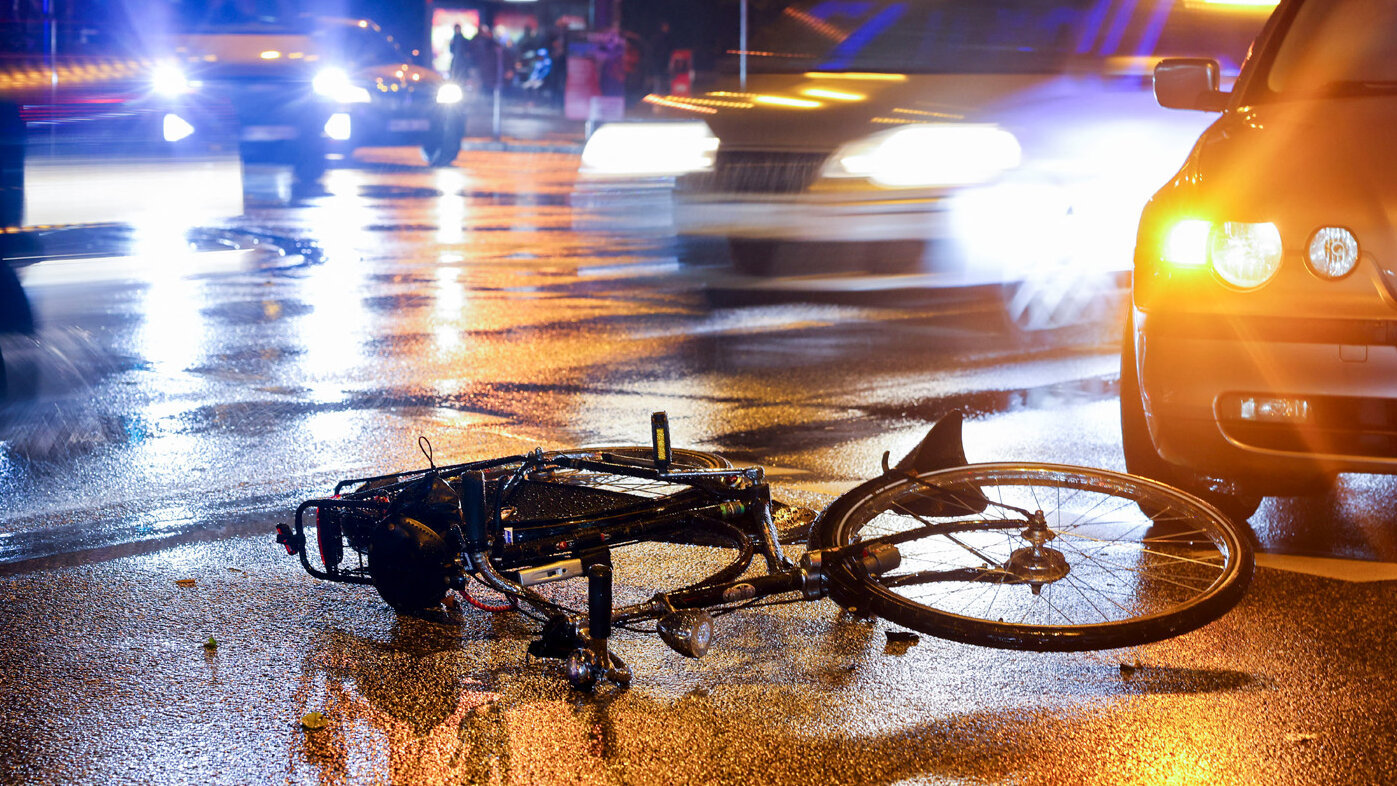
[1255,552,1397,583]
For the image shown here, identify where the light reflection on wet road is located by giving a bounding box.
[3,148,1397,785]
[0,147,1129,568]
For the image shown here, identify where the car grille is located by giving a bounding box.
[689,150,831,194]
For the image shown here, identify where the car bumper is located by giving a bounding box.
[670,177,1136,283]
[1136,309,1397,478]
[674,191,951,243]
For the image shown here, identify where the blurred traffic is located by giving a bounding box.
[581,0,1274,331]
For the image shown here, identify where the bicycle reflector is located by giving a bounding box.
[651,411,672,470]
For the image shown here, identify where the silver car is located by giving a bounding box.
[1122,0,1397,519]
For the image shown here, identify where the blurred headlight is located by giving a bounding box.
[152,63,191,97]
[823,124,1021,188]
[580,122,718,177]
[436,83,464,104]
[1307,226,1359,279]
[324,113,352,141]
[313,67,371,104]
[1210,221,1282,288]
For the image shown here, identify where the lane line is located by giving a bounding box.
[1255,552,1397,583]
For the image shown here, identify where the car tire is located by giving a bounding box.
[422,114,464,167]
[292,137,328,183]
[0,261,33,335]
[1120,318,1262,523]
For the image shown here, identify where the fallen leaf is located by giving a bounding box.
[884,630,920,655]
[301,711,329,731]
[175,579,197,588]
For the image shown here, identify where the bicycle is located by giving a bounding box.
[276,411,1253,689]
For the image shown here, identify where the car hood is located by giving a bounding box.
[1192,97,1397,291]
[687,73,1073,152]
[174,33,321,79]
[673,72,1217,186]
[355,63,442,89]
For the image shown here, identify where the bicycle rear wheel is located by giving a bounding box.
[811,463,1253,651]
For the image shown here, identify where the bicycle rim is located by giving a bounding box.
[812,463,1253,651]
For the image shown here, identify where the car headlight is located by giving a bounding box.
[436,83,464,104]
[580,122,718,177]
[313,67,371,104]
[152,63,191,97]
[1160,219,1282,289]
[1211,221,1283,288]
[822,123,1021,188]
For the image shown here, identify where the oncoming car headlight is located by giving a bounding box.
[822,123,1022,188]
[1160,219,1283,289]
[580,122,718,177]
[152,63,191,97]
[313,67,371,104]
[436,83,464,104]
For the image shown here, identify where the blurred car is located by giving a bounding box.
[1121,0,1397,519]
[167,13,466,179]
[1,6,244,409]
[580,0,1269,331]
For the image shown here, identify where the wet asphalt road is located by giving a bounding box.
[3,147,1397,784]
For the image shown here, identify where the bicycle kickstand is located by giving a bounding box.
[565,554,632,690]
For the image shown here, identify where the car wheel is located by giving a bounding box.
[292,137,328,183]
[421,136,461,167]
[422,114,464,167]
[0,262,33,335]
[1120,318,1261,523]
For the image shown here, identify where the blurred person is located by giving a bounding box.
[543,20,568,105]
[472,24,502,93]
[448,23,470,82]
[648,20,674,94]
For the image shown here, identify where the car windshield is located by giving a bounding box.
[736,0,1266,75]
[169,0,311,34]
[1264,0,1397,97]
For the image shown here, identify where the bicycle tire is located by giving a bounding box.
[811,462,1253,651]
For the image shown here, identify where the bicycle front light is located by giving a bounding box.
[313,67,371,104]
